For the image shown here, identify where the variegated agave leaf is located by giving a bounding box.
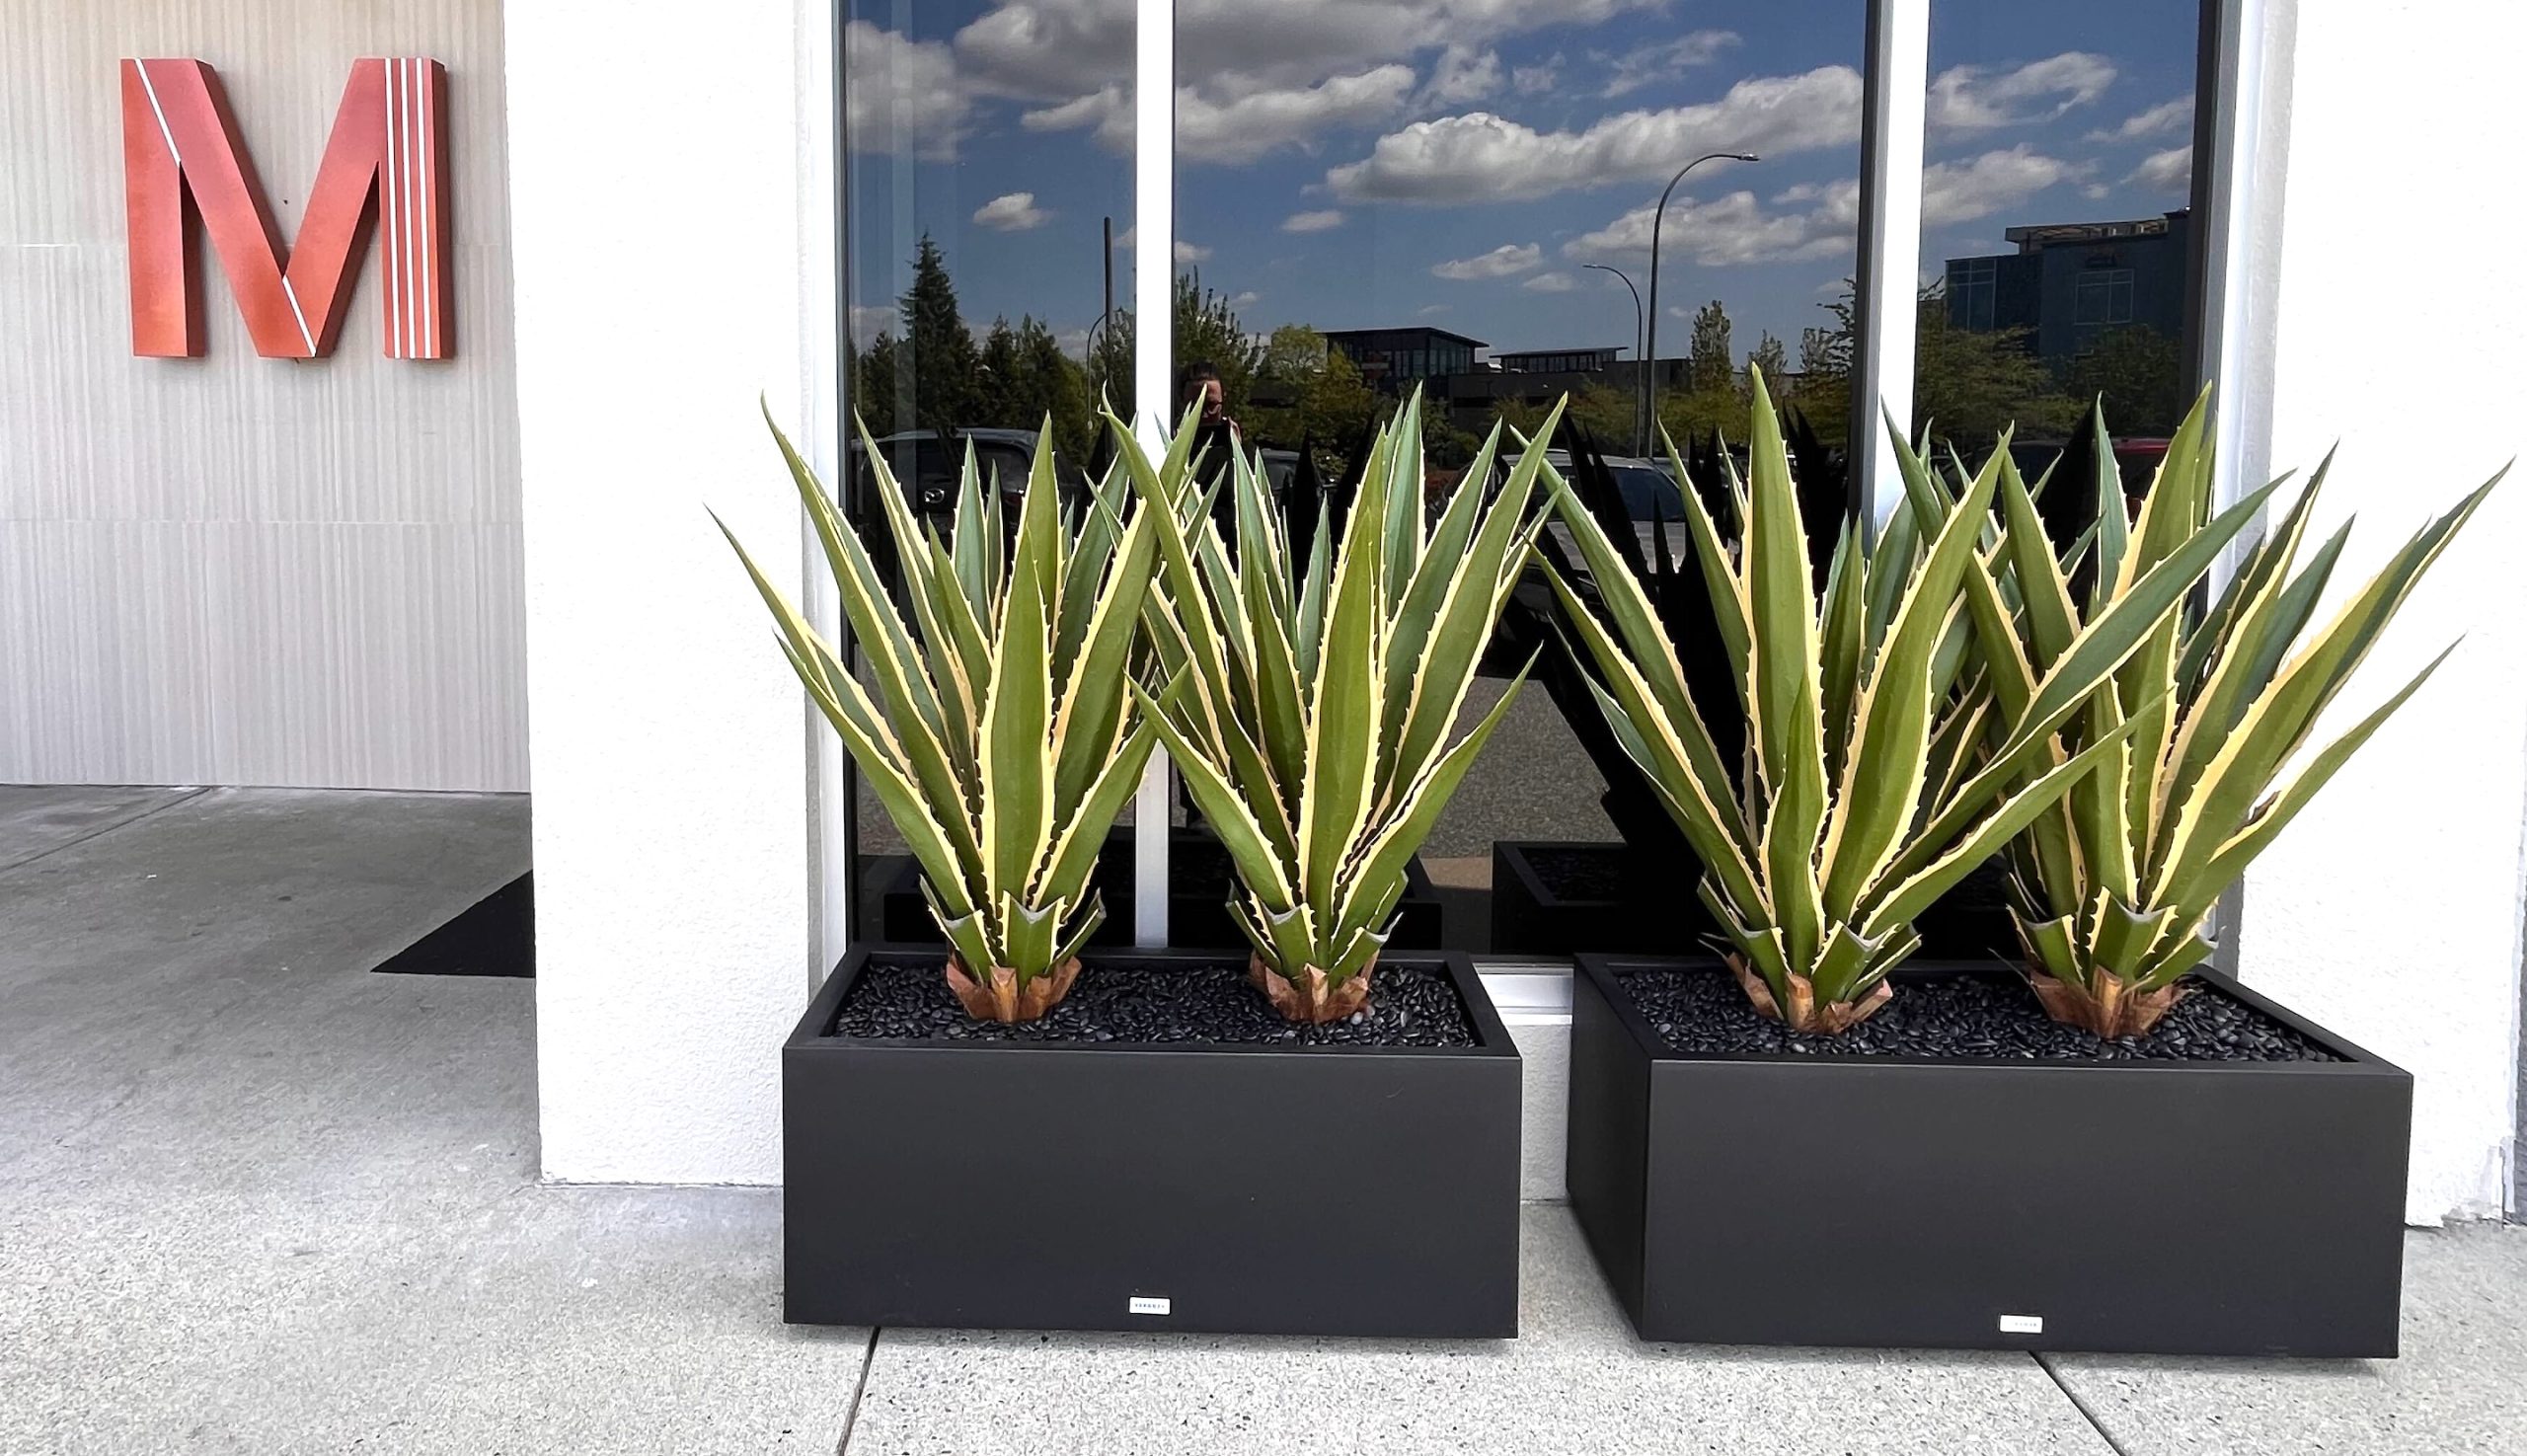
[1544,368,2237,1034]
[1963,389,2505,1037]
[717,407,1162,1021]
[1119,390,1542,1022]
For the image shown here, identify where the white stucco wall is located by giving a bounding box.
[511,0,832,1183]
[2235,0,2526,1222]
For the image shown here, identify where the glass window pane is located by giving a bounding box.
[842,3,1133,941]
[1171,2,1869,953]
[1914,1,2201,470]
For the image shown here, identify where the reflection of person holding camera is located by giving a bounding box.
[1179,359,1244,522]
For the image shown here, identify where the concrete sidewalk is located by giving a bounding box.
[1,787,2519,1455]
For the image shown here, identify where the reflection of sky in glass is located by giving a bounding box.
[846,1,2196,362]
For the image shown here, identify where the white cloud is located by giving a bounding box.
[1417,303,1453,317]
[1228,290,1262,308]
[1281,208,1346,233]
[2126,144,2194,193]
[1522,270,1579,292]
[1021,86,1129,149]
[972,192,1053,232]
[2091,96,2192,143]
[1600,31,1740,99]
[846,20,970,159]
[1327,66,1857,204]
[1431,242,1542,280]
[1920,145,2083,225]
[1928,51,2117,133]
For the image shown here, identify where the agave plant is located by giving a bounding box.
[718,411,1161,1023]
[1123,394,1548,1023]
[1957,393,2504,1036]
[1546,371,2279,1033]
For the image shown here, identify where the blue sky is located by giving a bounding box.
[846,0,2201,363]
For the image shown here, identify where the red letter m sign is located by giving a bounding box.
[122,57,451,359]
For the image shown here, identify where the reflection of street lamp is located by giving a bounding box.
[1582,263,1646,455]
[1642,151,1759,448]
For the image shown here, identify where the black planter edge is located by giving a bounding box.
[1572,952,2411,1074]
[793,943,1521,1058]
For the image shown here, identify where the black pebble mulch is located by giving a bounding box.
[1620,963,2340,1063]
[833,956,1478,1047]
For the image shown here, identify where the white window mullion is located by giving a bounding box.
[1130,3,1175,948]
[1854,0,1929,533]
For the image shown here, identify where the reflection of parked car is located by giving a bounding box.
[845,427,1087,594]
[1504,449,1690,562]
[846,427,1050,523]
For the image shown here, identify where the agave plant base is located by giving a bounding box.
[1567,954,2412,1356]
[874,831,1445,953]
[785,946,1521,1336]
[1726,956,1891,1034]
[1248,955,1372,1024]
[943,957,1080,1023]
[1488,841,2020,959]
[2027,968,2187,1039]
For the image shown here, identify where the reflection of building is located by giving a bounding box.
[1321,327,1484,389]
[1495,346,1624,373]
[1944,209,2191,364]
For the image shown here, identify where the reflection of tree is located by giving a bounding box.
[852,232,1102,466]
[1911,281,2079,451]
[1246,325,1378,465]
[1172,276,1262,421]
[2065,324,2184,436]
[1686,300,1734,392]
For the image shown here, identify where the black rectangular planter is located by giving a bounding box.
[1566,954,2413,1356]
[876,829,1443,951]
[785,947,1522,1337]
[1492,841,2021,960]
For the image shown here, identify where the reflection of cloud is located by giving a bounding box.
[1431,243,1542,280]
[1566,186,1853,268]
[2126,144,2193,193]
[845,20,969,159]
[1523,271,1578,292]
[1417,303,1453,316]
[1512,55,1565,95]
[1281,209,1346,233]
[849,304,896,346]
[1921,145,2084,224]
[972,192,1053,231]
[2091,96,2192,142]
[1111,227,1211,265]
[1928,52,2116,132]
[1054,326,1092,357]
[955,0,1667,161]
[1229,290,1262,307]
[1327,67,1858,203]
[1419,45,1501,108]
[1600,31,1740,99]
[1021,68,1418,165]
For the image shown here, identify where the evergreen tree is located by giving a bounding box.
[901,234,978,433]
[1686,299,1735,393]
